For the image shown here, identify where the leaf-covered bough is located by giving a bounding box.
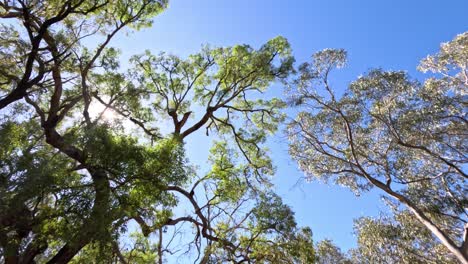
[350,211,458,263]
[0,1,315,262]
[288,32,468,263]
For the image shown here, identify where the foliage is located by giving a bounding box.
[315,239,351,264]
[350,212,457,263]
[288,32,468,262]
[0,1,314,263]
[5,1,465,263]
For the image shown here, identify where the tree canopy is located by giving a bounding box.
[1,0,467,263]
[0,1,316,263]
[288,32,468,263]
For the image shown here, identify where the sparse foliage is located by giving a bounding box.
[351,212,458,263]
[315,239,351,264]
[288,32,468,263]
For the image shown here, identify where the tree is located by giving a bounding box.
[351,212,457,263]
[312,213,457,264]
[315,239,351,264]
[288,32,468,263]
[0,1,315,261]
[0,0,165,110]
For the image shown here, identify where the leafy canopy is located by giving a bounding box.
[0,1,315,262]
[288,32,468,263]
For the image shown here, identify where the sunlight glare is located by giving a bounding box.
[88,100,118,122]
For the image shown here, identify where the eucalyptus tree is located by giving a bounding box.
[314,213,457,264]
[351,212,458,263]
[315,239,351,264]
[0,1,315,261]
[288,32,468,263]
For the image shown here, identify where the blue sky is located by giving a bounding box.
[113,0,468,252]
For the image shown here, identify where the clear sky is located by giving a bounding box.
[112,0,468,252]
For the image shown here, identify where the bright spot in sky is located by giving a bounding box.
[101,108,117,121]
[88,99,118,122]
